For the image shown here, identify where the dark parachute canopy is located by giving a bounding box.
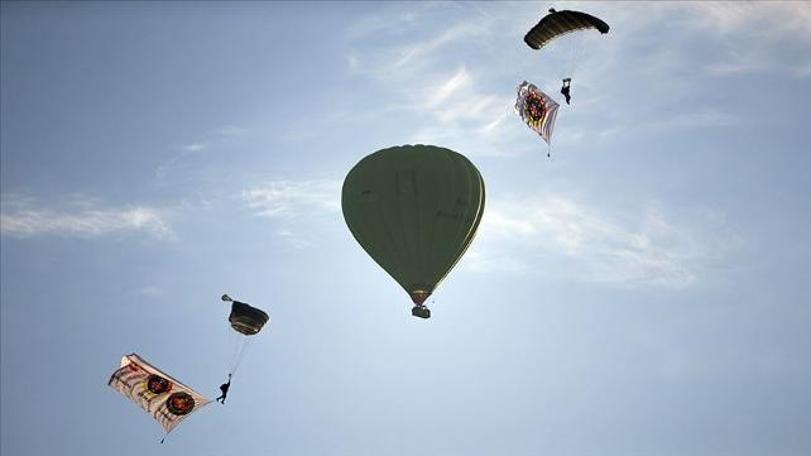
[524,8,609,51]
[222,294,269,336]
[342,145,485,319]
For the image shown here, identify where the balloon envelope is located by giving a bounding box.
[342,145,485,306]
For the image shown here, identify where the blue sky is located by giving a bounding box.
[2,1,810,455]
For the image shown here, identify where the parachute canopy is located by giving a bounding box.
[108,353,210,434]
[342,145,485,313]
[524,8,609,50]
[223,294,269,336]
[515,81,559,145]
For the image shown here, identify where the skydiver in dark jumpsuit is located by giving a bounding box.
[216,373,232,404]
[560,78,572,105]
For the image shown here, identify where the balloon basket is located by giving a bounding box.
[411,306,431,319]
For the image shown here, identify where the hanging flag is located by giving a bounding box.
[108,353,210,435]
[515,81,559,146]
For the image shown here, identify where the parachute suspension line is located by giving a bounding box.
[570,34,583,78]
[561,33,586,89]
[223,321,236,373]
[224,323,246,377]
[229,336,254,376]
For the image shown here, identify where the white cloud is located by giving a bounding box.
[345,6,494,81]
[342,4,522,156]
[240,179,342,248]
[343,6,420,42]
[463,249,530,275]
[157,124,248,180]
[276,229,313,249]
[339,1,805,157]
[180,142,208,152]
[680,2,811,77]
[242,179,340,218]
[425,67,471,108]
[0,195,172,240]
[794,63,811,78]
[464,194,739,288]
[688,2,811,40]
[393,22,485,69]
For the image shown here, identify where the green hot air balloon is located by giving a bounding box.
[342,145,485,319]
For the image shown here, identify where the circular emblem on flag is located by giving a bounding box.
[525,92,547,123]
[146,374,173,395]
[166,392,195,415]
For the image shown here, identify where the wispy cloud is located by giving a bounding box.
[393,22,486,69]
[179,142,209,152]
[688,2,811,40]
[339,1,803,157]
[343,5,420,42]
[240,179,341,248]
[275,229,313,249]
[464,194,740,288]
[425,67,471,108]
[343,4,524,156]
[672,2,811,77]
[156,124,249,180]
[1,195,173,240]
[242,179,340,218]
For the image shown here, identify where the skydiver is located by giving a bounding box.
[216,373,232,404]
[560,78,572,105]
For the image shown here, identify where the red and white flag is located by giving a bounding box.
[515,81,559,146]
[108,353,210,434]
